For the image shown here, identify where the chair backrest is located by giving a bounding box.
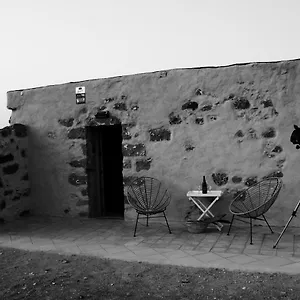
[230,177,283,217]
[127,177,171,212]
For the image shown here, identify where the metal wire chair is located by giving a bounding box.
[227,177,283,244]
[126,176,172,237]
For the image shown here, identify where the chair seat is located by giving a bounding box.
[136,209,166,215]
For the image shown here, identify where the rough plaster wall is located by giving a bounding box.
[7,59,300,226]
[0,124,30,221]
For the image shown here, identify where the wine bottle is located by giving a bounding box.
[202,176,208,194]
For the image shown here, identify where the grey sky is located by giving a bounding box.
[1,0,299,128]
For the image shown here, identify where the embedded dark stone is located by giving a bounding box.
[149,127,171,142]
[136,158,152,172]
[16,145,19,150]
[122,130,131,140]
[81,188,88,196]
[271,108,279,117]
[0,126,12,137]
[94,111,110,120]
[4,190,13,196]
[195,117,204,125]
[212,172,228,186]
[234,130,244,138]
[98,105,107,111]
[182,101,198,111]
[232,176,243,184]
[244,176,258,187]
[208,115,217,122]
[131,105,139,111]
[276,158,286,168]
[68,173,87,186]
[12,195,20,201]
[232,97,250,110]
[122,123,135,140]
[10,138,14,143]
[0,200,6,210]
[0,177,3,188]
[3,163,19,174]
[169,113,182,125]
[21,173,29,181]
[263,170,284,179]
[1,126,12,137]
[58,118,74,127]
[159,71,167,78]
[262,127,276,138]
[76,199,89,206]
[113,102,127,111]
[121,95,127,100]
[67,127,86,139]
[123,176,138,186]
[122,143,146,156]
[185,144,195,151]
[87,115,121,126]
[261,99,273,108]
[247,128,258,139]
[19,210,30,217]
[200,104,213,112]
[223,94,235,104]
[272,145,283,153]
[195,88,203,96]
[69,159,86,168]
[123,160,132,169]
[104,97,115,103]
[264,151,276,158]
[21,149,26,158]
[81,144,87,156]
[13,124,27,137]
[64,209,70,214]
[79,211,88,217]
[0,153,14,164]
[22,188,30,196]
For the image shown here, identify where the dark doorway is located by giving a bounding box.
[86,125,124,218]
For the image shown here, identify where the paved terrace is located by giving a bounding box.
[0,216,300,274]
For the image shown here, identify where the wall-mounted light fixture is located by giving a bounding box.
[75,86,86,104]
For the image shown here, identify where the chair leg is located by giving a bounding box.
[134,213,140,237]
[163,211,172,234]
[262,214,273,234]
[227,215,235,236]
[250,218,253,245]
[146,214,149,227]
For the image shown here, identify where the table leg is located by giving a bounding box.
[189,196,223,231]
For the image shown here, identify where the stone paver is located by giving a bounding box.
[0,216,300,274]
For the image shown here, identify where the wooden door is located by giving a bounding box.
[86,125,124,218]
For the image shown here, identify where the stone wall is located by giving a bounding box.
[6,59,300,226]
[0,124,30,221]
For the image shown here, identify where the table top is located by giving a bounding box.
[187,190,223,197]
